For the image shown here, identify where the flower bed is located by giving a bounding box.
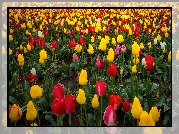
[8,8,171,126]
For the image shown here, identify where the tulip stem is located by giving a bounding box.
[120,74,122,85]
[14,121,17,126]
[123,52,124,65]
[69,114,71,126]
[137,119,139,126]
[57,116,58,126]
[38,113,40,126]
[60,115,63,126]
[80,104,83,122]
[84,105,88,126]
[100,96,103,126]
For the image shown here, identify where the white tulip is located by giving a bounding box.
[154,38,157,45]
[160,42,166,49]
[31,68,36,75]
[142,58,146,66]
[38,31,42,37]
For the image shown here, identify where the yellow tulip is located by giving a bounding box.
[131,96,143,119]
[24,47,27,53]
[98,38,107,51]
[10,29,13,34]
[133,58,139,65]
[92,94,99,108]
[139,111,155,126]
[39,49,47,60]
[165,32,168,38]
[157,34,161,42]
[18,54,24,63]
[75,44,82,53]
[76,89,86,105]
[149,106,160,122]
[91,36,95,43]
[39,58,45,64]
[26,101,38,121]
[31,123,38,126]
[132,41,140,55]
[107,48,115,63]
[140,43,144,49]
[27,43,31,51]
[20,45,23,50]
[9,48,12,55]
[79,69,88,86]
[111,38,116,45]
[117,35,124,43]
[9,35,13,42]
[87,44,94,54]
[30,85,42,99]
[9,104,22,121]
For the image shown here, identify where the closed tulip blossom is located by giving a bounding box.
[92,94,99,109]
[52,98,66,116]
[96,80,107,96]
[52,83,65,100]
[87,44,94,54]
[96,56,105,69]
[121,45,126,52]
[30,85,42,99]
[114,45,120,55]
[131,96,143,119]
[76,89,86,105]
[149,106,160,122]
[73,53,78,61]
[50,41,57,50]
[109,94,122,110]
[123,100,130,112]
[108,64,117,77]
[9,104,22,121]
[103,105,116,126]
[139,111,155,126]
[107,48,115,63]
[65,94,76,114]
[79,69,88,86]
[26,101,38,121]
[145,55,154,71]
[132,41,140,55]
[68,40,76,48]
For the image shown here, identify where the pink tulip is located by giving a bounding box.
[121,45,126,52]
[103,105,116,126]
[105,127,119,134]
[107,26,111,32]
[150,32,155,38]
[114,45,121,55]
[67,29,71,35]
[96,55,101,68]
[73,53,78,61]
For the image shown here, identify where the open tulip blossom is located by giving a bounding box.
[8,7,171,127]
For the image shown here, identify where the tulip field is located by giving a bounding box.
[8,8,172,126]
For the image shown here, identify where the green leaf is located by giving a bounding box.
[79,116,84,126]
[37,97,49,109]
[155,96,164,107]
[144,101,149,112]
[24,80,30,91]
[9,96,19,105]
[87,113,94,126]
[35,64,43,77]
[45,114,56,126]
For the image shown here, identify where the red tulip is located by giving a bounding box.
[29,36,35,44]
[139,48,142,55]
[43,30,49,36]
[65,94,76,114]
[26,74,37,83]
[80,28,85,35]
[145,55,154,72]
[108,64,117,77]
[52,98,65,116]
[122,100,130,112]
[103,105,116,126]
[54,34,58,39]
[15,24,21,29]
[96,80,106,96]
[71,31,75,36]
[105,127,119,134]
[109,94,122,110]
[103,30,107,35]
[52,84,65,100]
[79,37,85,45]
[36,38,45,47]
[68,40,76,48]
[88,26,95,32]
[50,41,57,50]
[99,60,105,69]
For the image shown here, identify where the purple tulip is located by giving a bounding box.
[14,50,20,58]
[18,76,23,81]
